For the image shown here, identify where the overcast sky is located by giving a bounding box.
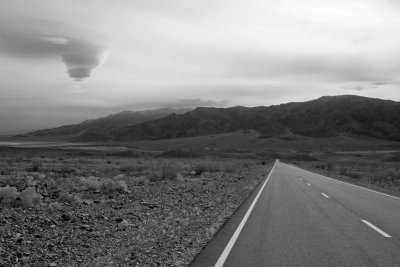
[1,0,400,131]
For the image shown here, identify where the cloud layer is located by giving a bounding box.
[0,16,106,81]
[1,0,400,131]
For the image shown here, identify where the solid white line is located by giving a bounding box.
[307,183,311,186]
[298,167,400,201]
[321,193,330,198]
[361,220,391,238]
[214,161,277,267]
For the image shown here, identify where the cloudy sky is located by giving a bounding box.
[1,0,400,131]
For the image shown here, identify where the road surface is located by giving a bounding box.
[191,161,400,266]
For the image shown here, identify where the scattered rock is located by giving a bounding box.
[120,220,129,227]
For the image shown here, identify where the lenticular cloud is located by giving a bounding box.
[0,17,107,81]
[62,40,107,81]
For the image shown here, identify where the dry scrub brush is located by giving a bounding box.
[0,186,41,207]
[146,160,182,181]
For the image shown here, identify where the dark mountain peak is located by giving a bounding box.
[112,95,400,142]
[315,94,395,104]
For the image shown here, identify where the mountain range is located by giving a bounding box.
[21,95,400,142]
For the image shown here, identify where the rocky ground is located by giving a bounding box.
[0,148,271,266]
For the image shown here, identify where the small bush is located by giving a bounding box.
[0,186,41,207]
[147,160,181,181]
[0,167,12,175]
[120,162,144,173]
[326,162,333,171]
[80,176,130,193]
[339,167,348,176]
[0,186,19,205]
[222,162,237,173]
[48,201,63,211]
[193,160,221,175]
[101,179,129,193]
[131,176,149,186]
[80,176,101,191]
[58,192,81,205]
[30,160,42,172]
[57,165,75,174]
[20,187,42,207]
[48,202,63,212]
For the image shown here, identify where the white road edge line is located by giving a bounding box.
[307,183,311,186]
[296,166,400,201]
[361,220,392,238]
[321,193,330,198]
[214,161,277,267]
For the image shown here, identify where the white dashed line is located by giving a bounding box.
[361,220,391,238]
[296,166,400,201]
[321,193,330,198]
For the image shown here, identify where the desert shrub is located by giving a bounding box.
[48,202,63,212]
[0,167,12,175]
[30,160,42,172]
[372,169,400,184]
[20,187,42,207]
[0,186,19,205]
[346,172,362,180]
[120,162,144,173]
[339,167,348,176]
[26,176,37,186]
[58,192,81,205]
[57,164,75,174]
[80,176,101,191]
[193,160,221,175]
[221,162,237,173]
[147,160,182,181]
[0,186,41,207]
[326,162,333,171]
[100,179,129,193]
[79,176,130,193]
[99,165,120,176]
[131,176,149,186]
[6,158,14,166]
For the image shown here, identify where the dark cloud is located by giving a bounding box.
[62,40,106,80]
[0,16,106,81]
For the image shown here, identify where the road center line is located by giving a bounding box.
[321,193,330,198]
[214,161,277,267]
[307,183,311,186]
[361,220,391,238]
[296,165,400,201]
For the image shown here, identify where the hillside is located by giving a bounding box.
[22,108,192,140]
[113,95,400,141]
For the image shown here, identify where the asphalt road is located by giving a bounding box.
[191,160,400,267]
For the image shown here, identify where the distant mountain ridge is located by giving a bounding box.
[112,95,400,141]
[27,108,192,140]
[24,95,400,142]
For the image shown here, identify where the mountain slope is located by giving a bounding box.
[112,95,400,141]
[26,108,192,139]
